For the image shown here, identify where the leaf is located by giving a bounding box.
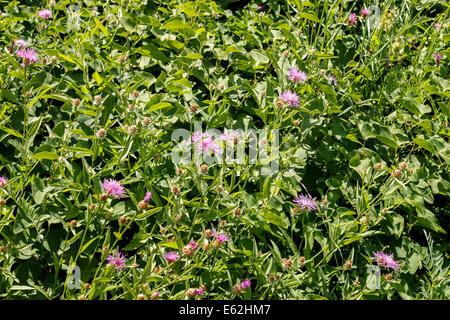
[408,253,422,274]
[398,98,431,117]
[300,12,320,23]
[32,151,59,161]
[263,209,289,229]
[148,102,172,112]
[413,137,434,153]
[159,241,178,249]
[184,53,203,59]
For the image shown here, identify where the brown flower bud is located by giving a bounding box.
[293,120,299,126]
[151,291,159,300]
[282,258,292,268]
[204,229,212,237]
[200,164,209,174]
[282,50,289,57]
[175,215,181,223]
[105,212,111,219]
[186,288,196,299]
[160,227,167,234]
[202,243,210,251]
[299,256,305,265]
[118,55,125,63]
[129,125,138,134]
[386,273,393,281]
[119,216,127,225]
[276,100,283,108]
[199,285,206,292]
[345,260,352,270]
[235,208,242,216]
[176,168,183,175]
[393,169,402,178]
[133,90,140,98]
[51,56,57,63]
[368,49,374,55]
[182,245,194,257]
[190,104,198,113]
[375,163,383,170]
[153,267,160,273]
[142,117,150,126]
[232,285,242,295]
[218,84,224,91]
[97,128,106,139]
[0,246,5,253]
[70,220,78,228]
[138,200,148,211]
[0,199,5,206]
[89,204,96,211]
[321,199,329,207]
[354,279,360,285]
[172,185,181,195]
[212,239,221,248]
[79,296,86,300]
[399,162,407,170]
[143,284,149,290]
[84,283,90,289]
[94,95,103,104]
[103,246,109,252]
[128,104,134,112]
[220,220,227,226]
[260,90,266,97]
[217,185,223,192]
[73,98,81,106]
[382,208,388,214]
[137,294,145,300]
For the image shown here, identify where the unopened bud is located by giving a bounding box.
[137,294,145,300]
[186,288,196,299]
[119,216,127,225]
[97,128,106,139]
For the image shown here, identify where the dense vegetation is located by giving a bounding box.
[0,0,448,300]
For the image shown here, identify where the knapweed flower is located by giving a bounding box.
[191,131,223,155]
[163,251,180,263]
[143,191,152,203]
[240,279,251,289]
[280,90,300,108]
[361,9,370,17]
[194,288,204,296]
[348,13,357,25]
[293,194,318,211]
[371,251,401,272]
[219,129,240,143]
[189,241,199,251]
[106,250,127,271]
[16,48,38,67]
[328,74,337,86]
[212,230,231,243]
[14,39,28,48]
[288,67,308,84]
[0,177,7,188]
[434,23,441,31]
[101,179,126,199]
[434,53,443,64]
[37,9,52,19]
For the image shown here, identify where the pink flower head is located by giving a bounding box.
[288,67,308,84]
[37,9,52,19]
[293,194,318,211]
[348,13,357,25]
[16,48,38,67]
[106,250,127,272]
[329,74,337,86]
[220,129,240,142]
[434,23,441,31]
[163,251,180,263]
[189,241,199,251]
[102,179,126,199]
[361,9,370,17]
[194,288,204,295]
[192,131,223,155]
[434,53,443,64]
[14,39,28,48]
[143,191,152,203]
[212,230,231,243]
[240,279,251,289]
[371,251,401,272]
[0,177,8,188]
[280,90,300,108]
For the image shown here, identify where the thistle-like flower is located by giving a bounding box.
[293,194,318,211]
[106,250,127,272]
[288,67,308,84]
[371,251,401,272]
[101,179,126,199]
[163,251,180,263]
[16,48,39,66]
[280,90,300,108]
[37,9,52,19]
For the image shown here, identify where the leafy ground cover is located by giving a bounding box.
[0,0,449,300]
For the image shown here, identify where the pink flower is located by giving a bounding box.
[348,13,357,25]
[194,288,204,295]
[102,179,126,199]
[143,191,152,202]
[192,131,223,155]
[106,250,127,271]
[219,129,240,142]
[212,230,231,243]
[37,9,52,19]
[371,251,401,272]
[293,194,318,211]
[0,177,8,188]
[434,23,441,31]
[434,53,443,64]
[14,39,28,48]
[163,251,180,263]
[240,279,251,289]
[189,241,199,251]
[16,48,38,67]
[280,90,300,108]
[288,67,308,84]
[361,9,370,17]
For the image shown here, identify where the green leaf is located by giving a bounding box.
[300,12,320,23]
[408,253,422,274]
[32,151,59,160]
[148,102,172,112]
[398,98,431,117]
[263,209,289,229]
[159,241,179,249]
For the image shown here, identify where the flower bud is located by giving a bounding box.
[137,294,145,300]
[119,216,127,225]
[232,285,242,295]
[186,288,196,299]
[151,291,159,300]
[399,162,407,170]
[138,200,148,211]
[142,117,150,126]
[97,128,106,139]
[70,220,78,228]
[344,260,352,270]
